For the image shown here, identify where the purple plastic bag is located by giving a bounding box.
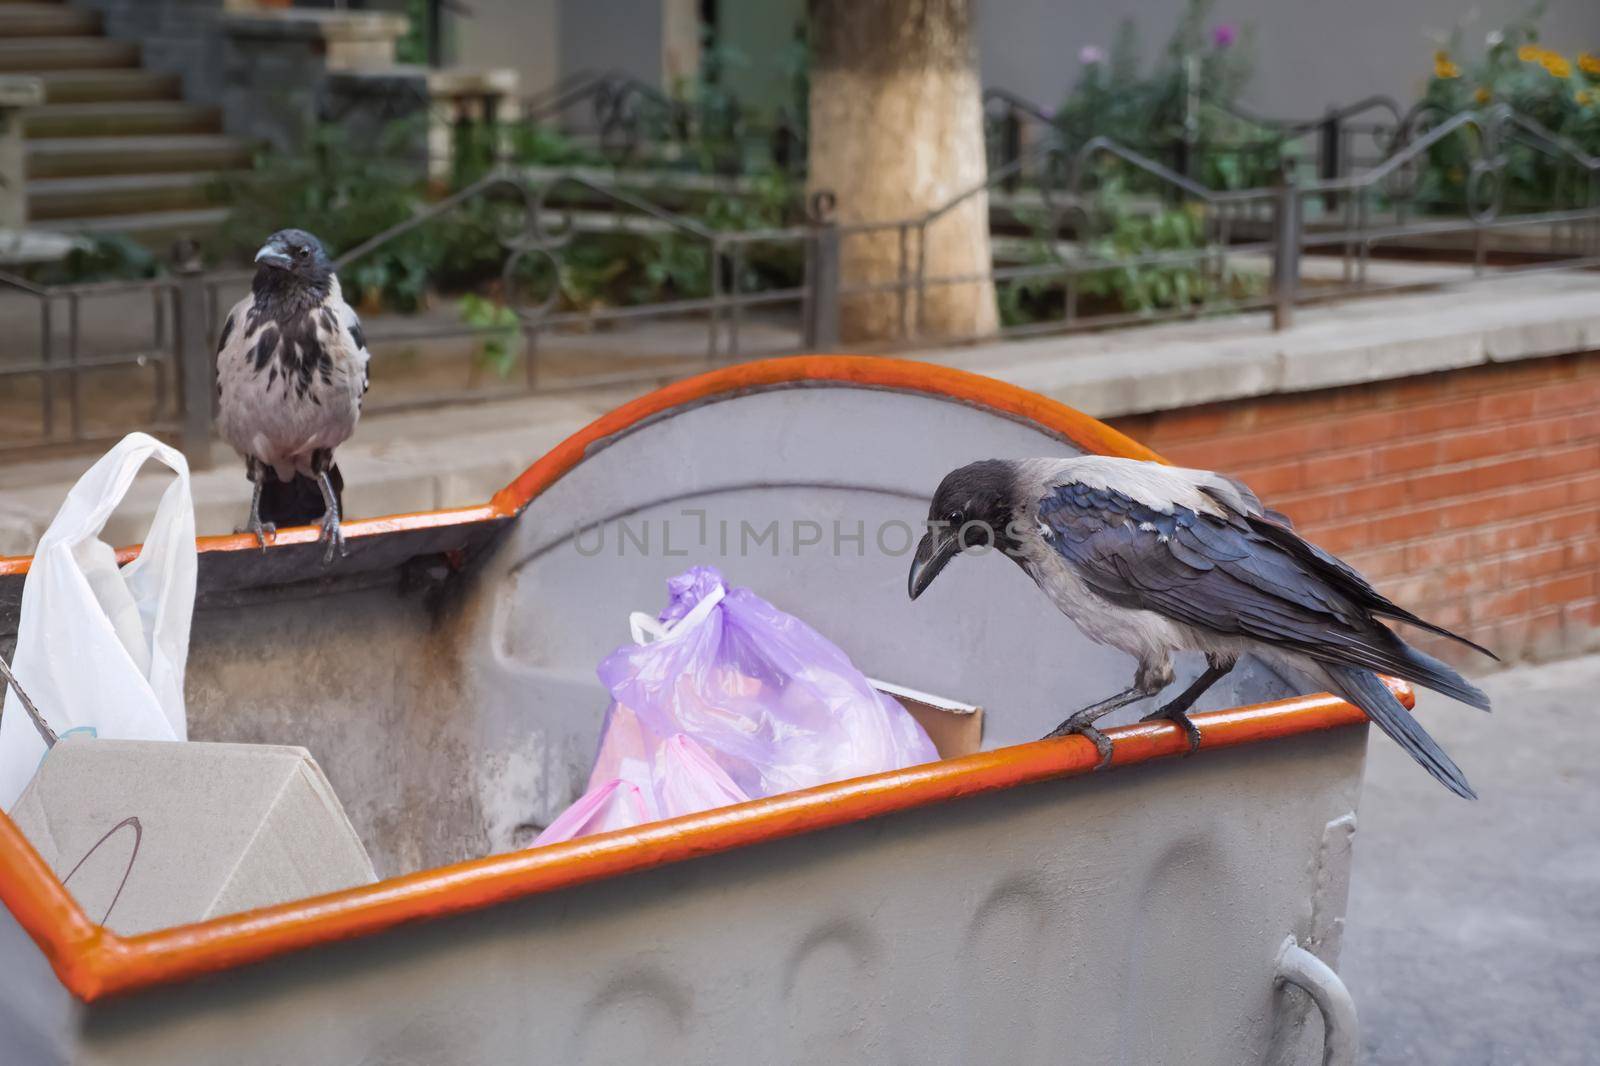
[593,566,939,800]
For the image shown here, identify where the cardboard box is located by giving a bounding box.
[870,679,985,759]
[10,736,377,936]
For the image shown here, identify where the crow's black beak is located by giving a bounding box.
[254,243,292,270]
[908,529,960,600]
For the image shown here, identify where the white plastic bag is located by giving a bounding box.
[0,433,196,810]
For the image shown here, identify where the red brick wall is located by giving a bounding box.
[1108,351,1600,670]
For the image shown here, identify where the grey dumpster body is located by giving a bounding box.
[0,357,1369,1065]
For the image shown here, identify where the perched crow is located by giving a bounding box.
[908,456,1496,798]
[216,229,369,562]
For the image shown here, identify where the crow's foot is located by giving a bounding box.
[1046,716,1115,769]
[1140,706,1203,754]
[237,517,276,552]
[318,510,347,563]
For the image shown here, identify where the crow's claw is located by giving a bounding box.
[318,512,347,564]
[1045,718,1115,769]
[237,518,276,553]
[1141,706,1203,754]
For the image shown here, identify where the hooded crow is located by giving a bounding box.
[216,229,369,562]
[908,456,1496,798]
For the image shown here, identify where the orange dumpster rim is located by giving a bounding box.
[0,355,1394,1002]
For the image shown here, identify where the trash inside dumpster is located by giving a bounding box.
[0,357,1372,1066]
[543,564,940,842]
[10,737,376,936]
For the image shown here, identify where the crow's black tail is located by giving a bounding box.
[1390,640,1492,711]
[1322,663,1477,799]
[258,464,343,529]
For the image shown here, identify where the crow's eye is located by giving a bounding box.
[293,246,308,259]
[946,510,964,527]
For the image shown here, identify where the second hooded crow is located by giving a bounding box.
[908,456,1496,798]
[216,229,369,562]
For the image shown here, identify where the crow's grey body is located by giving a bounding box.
[216,272,368,482]
[217,229,369,560]
[910,455,1495,798]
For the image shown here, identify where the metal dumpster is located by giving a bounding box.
[0,356,1374,1065]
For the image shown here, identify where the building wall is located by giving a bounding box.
[1108,351,1600,670]
[977,0,1600,119]
[451,0,1600,120]
[450,0,559,95]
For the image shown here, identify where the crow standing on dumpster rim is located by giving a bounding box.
[216,229,369,562]
[908,456,1496,798]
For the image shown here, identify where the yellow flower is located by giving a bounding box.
[1474,86,1492,104]
[1542,54,1572,78]
[1581,52,1600,76]
[1518,44,1541,62]
[1434,56,1461,79]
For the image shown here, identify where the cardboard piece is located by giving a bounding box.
[869,679,985,760]
[9,736,377,936]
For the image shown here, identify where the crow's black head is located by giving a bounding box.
[908,459,1020,600]
[252,228,334,302]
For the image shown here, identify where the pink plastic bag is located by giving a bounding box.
[535,732,747,846]
[533,778,650,845]
[534,566,939,847]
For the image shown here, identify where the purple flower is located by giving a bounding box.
[1079,45,1105,65]
[1212,24,1238,48]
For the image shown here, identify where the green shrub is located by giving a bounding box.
[999,178,1261,326]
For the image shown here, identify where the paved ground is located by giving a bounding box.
[1343,653,1600,1065]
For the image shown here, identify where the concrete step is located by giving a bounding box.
[45,205,231,248]
[32,68,177,102]
[24,100,220,137]
[0,36,137,71]
[29,171,230,220]
[0,4,98,36]
[44,205,232,246]
[26,134,253,178]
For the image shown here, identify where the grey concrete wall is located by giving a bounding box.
[558,0,666,88]
[451,0,560,97]
[977,0,1600,119]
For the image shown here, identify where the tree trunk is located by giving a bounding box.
[807,0,997,344]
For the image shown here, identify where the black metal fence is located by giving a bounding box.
[0,103,1595,465]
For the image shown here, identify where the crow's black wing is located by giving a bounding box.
[1246,514,1496,659]
[1037,482,1488,709]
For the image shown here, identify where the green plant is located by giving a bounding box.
[1056,0,1282,191]
[504,123,602,168]
[395,0,432,65]
[23,234,159,285]
[458,293,522,376]
[998,179,1262,326]
[216,115,805,329]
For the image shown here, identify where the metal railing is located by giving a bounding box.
[983,87,1411,196]
[1,104,1595,465]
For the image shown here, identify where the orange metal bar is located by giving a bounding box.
[0,355,1395,1003]
[0,504,508,580]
